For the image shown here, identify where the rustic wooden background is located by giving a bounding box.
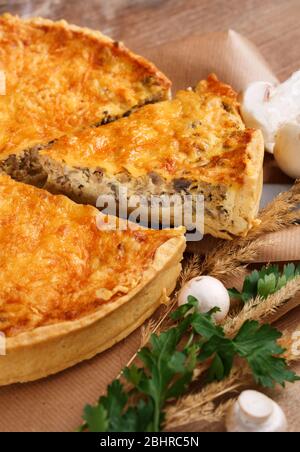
[1,0,300,81]
[0,0,300,433]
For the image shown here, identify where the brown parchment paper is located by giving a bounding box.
[140,29,279,93]
[0,30,299,433]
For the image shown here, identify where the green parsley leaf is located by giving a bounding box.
[242,269,260,301]
[233,321,300,388]
[98,380,129,432]
[257,273,277,298]
[229,263,300,303]
[82,404,108,433]
[136,324,196,430]
[227,287,244,302]
[170,295,198,320]
[199,337,235,381]
[192,309,224,340]
[194,315,300,387]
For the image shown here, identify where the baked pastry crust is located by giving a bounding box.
[0,175,185,385]
[0,14,170,182]
[41,75,264,239]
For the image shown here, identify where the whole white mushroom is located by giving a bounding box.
[240,81,276,152]
[178,276,230,322]
[274,122,300,179]
[226,390,288,432]
[241,70,300,153]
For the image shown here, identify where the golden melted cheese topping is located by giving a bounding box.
[42,75,254,186]
[0,14,170,159]
[0,174,181,337]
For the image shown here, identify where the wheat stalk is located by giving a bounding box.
[247,180,300,240]
[199,181,300,279]
[224,276,300,337]
[199,237,268,282]
[165,364,252,429]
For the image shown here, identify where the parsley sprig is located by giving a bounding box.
[228,263,300,303]
[80,296,299,432]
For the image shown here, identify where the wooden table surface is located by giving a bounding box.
[1,0,300,81]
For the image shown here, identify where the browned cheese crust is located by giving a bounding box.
[0,14,170,182]
[41,75,264,239]
[0,174,185,384]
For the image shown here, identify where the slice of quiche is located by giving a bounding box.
[0,14,170,184]
[0,174,185,385]
[40,75,264,239]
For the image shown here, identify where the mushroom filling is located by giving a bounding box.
[0,94,167,188]
[0,148,48,187]
[40,156,231,229]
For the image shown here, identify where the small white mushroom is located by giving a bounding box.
[274,122,300,179]
[241,70,300,153]
[178,276,230,322]
[226,390,288,432]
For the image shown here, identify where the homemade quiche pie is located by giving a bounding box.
[41,75,264,239]
[0,14,170,184]
[0,174,185,385]
[0,14,265,386]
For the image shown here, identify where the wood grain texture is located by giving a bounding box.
[1,0,299,81]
